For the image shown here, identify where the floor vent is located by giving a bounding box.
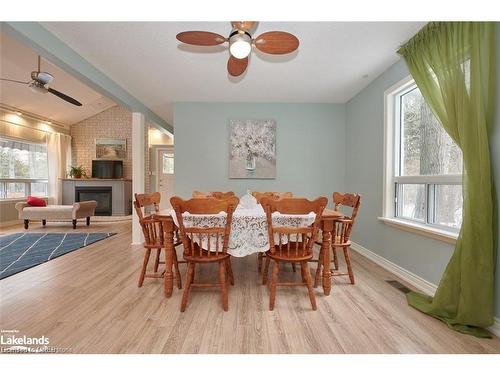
[385,280,412,294]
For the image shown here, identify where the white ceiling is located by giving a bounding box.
[42,22,425,125]
[0,31,115,125]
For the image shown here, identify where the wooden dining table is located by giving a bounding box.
[156,207,344,298]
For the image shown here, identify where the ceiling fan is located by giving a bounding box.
[0,55,83,106]
[176,21,299,77]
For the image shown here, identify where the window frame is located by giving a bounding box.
[380,75,461,243]
[0,137,49,201]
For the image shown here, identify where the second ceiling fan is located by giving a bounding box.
[176,21,299,77]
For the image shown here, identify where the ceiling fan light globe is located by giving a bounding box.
[229,33,252,59]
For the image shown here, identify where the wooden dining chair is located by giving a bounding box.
[133,192,182,286]
[314,192,361,287]
[252,191,293,204]
[171,195,239,312]
[136,215,182,290]
[192,191,236,199]
[261,196,327,310]
[254,191,294,273]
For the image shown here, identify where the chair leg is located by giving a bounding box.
[173,250,182,290]
[292,262,297,272]
[24,219,29,230]
[332,247,339,271]
[314,247,324,288]
[269,261,279,311]
[257,253,263,273]
[226,258,235,286]
[300,261,306,282]
[138,248,152,287]
[343,246,355,284]
[219,261,228,311]
[190,263,196,284]
[181,263,194,312]
[302,261,317,310]
[72,219,77,229]
[153,248,161,273]
[262,255,271,285]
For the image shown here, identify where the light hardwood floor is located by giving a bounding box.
[1,221,499,354]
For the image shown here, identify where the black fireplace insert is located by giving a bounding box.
[75,186,112,216]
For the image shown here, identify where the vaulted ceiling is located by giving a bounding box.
[0,31,115,125]
[41,22,426,125]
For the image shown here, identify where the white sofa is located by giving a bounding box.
[15,200,98,229]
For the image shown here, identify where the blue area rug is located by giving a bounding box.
[0,232,116,279]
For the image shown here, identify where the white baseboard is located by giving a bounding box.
[350,241,438,296]
[350,241,500,337]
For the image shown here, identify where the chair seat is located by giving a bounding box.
[142,240,182,249]
[183,243,230,263]
[315,236,351,247]
[266,243,313,262]
[142,242,163,249]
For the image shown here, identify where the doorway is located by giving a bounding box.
[156,146,174,210]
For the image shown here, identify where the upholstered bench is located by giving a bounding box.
[15,201,98,229]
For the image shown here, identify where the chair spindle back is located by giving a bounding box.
[139,216,164,247]
[332,192,361,245]
[171,196,239,259]
[134,192,161,220]
[252,191,293,203]
[192,191,236,200]
[261,197,327,258]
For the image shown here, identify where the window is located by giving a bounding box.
[162,153,174,174]
[382,77,463,239]
[0,138,48,199]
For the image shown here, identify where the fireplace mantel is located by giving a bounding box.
[61,179,132,216]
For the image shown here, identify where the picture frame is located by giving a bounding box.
[229,119,276,179]
[95,138,127,159]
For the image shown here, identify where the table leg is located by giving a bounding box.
[321,229,332,295]
[164,222,175,298]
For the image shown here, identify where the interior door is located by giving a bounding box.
[157,147,175,210]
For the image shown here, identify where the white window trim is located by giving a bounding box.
[381,75,459,244]
[0,136,49,200]
[0,178,49,200]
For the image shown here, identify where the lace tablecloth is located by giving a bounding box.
[169,204,316,257]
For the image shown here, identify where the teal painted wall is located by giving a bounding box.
[174,103,346,199]
[345,23,500,319]
[174,24,499,321]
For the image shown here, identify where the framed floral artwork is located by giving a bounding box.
[229,119,276,179]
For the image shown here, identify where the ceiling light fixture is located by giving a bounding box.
[229,31,252,60]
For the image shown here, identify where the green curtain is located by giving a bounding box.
[398,22,496,338]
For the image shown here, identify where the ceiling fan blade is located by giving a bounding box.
[254,31,300,55]
[176,31,226,46]
[0,78,30,85]
[230,21,257,31]
[47,88,82,106]
[227,56,248,77]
